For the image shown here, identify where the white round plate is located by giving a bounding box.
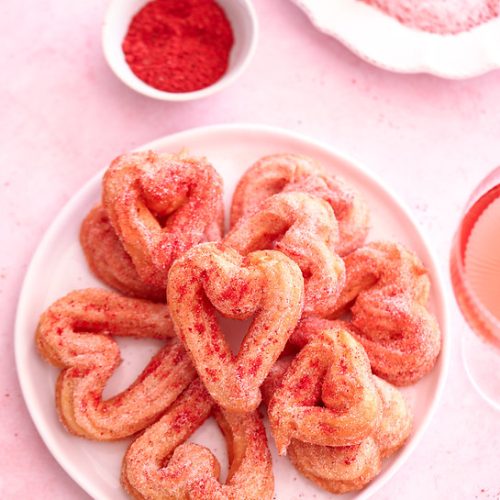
[291,0,500,79]
[15,124,449,499]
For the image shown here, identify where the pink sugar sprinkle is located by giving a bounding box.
[362,0,500,34]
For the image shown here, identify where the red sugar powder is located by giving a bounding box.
[362,0,500,34]
[122,0,234,92]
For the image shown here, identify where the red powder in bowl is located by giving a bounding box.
[122,0,234,93]
[362,0,500,34]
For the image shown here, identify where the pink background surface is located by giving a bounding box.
[1,0,500,498]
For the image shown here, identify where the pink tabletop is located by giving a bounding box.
[1,1,500,498]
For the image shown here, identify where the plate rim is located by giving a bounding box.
[291,0,500,79]
[14,122,450,500]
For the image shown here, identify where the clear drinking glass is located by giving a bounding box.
[450,167,500,410]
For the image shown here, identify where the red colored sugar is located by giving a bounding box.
[122,0,234,92]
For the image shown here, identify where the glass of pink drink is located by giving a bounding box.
[450,167,500,410]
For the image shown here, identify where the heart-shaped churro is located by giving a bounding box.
[122,379,274,500]
[230,153,370,255]
[331,241,441,385]
[224,191,345,317]
[167,242,304,413]
[36,288,196,440]
[103,150,223,290]
[268,326,381,455]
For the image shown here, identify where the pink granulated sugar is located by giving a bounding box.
[362,0,500,34]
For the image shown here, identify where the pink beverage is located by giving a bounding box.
[451,171,500,349]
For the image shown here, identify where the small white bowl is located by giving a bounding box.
[102,0,259,101]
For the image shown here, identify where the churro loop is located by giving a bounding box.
[372,377,412,458]
[230,153,370,255]
[103,150,223,290]
[287,376,412,494]
[290,435,381,494]
[80,202,224,301]
[36,289,196,440]
[122,379,214,499]
[224,192,345,317]
[289,318,353,350]
[122,379,274,500]
[80,205,165,301]
[167,242,304,413]
[260,357,294,407]
[331,241,441,386]
[268,328,381,455]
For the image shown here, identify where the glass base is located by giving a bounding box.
[462,327,500,411]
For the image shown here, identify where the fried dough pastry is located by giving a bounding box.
[103,150,223,290]
[36,288,196,440]
[224,191,345,317]
[122,379,274,500]
[331,241,441,385]
[289,318,358,351]
[287,376,412,493]
[80,201,224,301]
[80,205,165,301]
[268,327,381,455]
[167,242,304,413]
[260,356,294,407]
[230,153,369,255]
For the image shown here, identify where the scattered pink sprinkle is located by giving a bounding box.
[362,0,500,34]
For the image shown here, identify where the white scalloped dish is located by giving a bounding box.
[291,0,500,78]
[15,124,449,499]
